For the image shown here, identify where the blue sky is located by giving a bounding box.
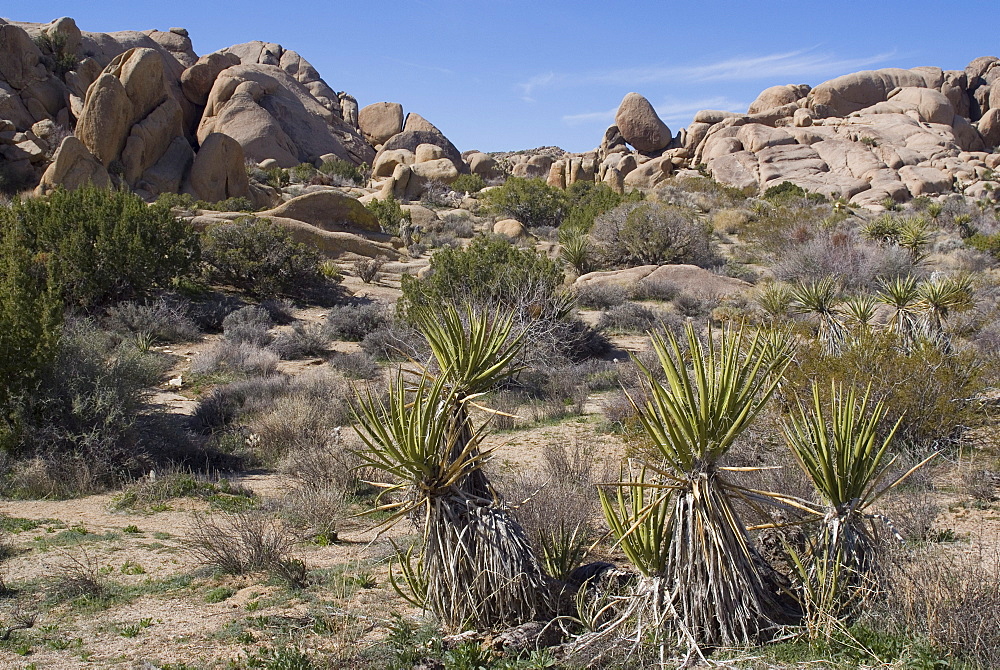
[7,1,999,152]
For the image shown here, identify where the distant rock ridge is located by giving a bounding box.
[594,63,1000,208]
[2,15,998,227]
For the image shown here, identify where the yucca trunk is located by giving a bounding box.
[662,470,797,647]
[423,492,549,629]
[423,401,550,629]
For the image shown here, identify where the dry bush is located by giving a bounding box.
[877,544,1000,669]
[221,305,273,346]
[773,229,916,290]
[632,276,679,302]
[189,340,279,376]
[187,510,305,587]
[494,441,607,580]
[280,435,372,541]
[245,371,352,463]
[360,320,429,361]
[51,549,106,600]
[5,453,104,499]
[192,374,290,434]
[575,282,630,310]
[104,298,200,343]
[327,351,379,380]
[324,302,388,341]
[271,322,330,359]
[260,297,297,324]
[597,302,659,334]
[591,201,714,268]
[353,257,387,284]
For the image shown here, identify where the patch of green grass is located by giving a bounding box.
[112,473,257,513]
[151,531,172,540]
[205,585,237,603]
[120,560,146,575]
[32,526,120,550]
[122,524,141,534]
[0,516,59,533]
[56,573,194,613]
[116,617,154,638]
[728,624,953,669]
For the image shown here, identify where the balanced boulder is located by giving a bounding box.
[615,92,671,152]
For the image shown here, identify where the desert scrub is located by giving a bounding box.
[200,217,329,298]
[591,201,714,268]
[318,158,368,185]
[103,298,200,343]
[2,320,169,495]
[399,235,565,316]
[0,186,198,308]
[365,196,410,237]
[480,176,570,228]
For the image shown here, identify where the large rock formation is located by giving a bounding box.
[614,92,671,153]
[197,64,373,167]
[660,57,1000,208]
[0,16,470,205]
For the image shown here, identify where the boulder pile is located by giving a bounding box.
[0,16,471,257]
[594,59,1000,208]
[3,13,999,240]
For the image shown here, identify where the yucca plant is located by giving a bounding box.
[755,282,792,320]
[790,277,845,354]
[917,274,973,344]
[589,322,799,654]
[897,216,931,264]
[353,304,549,630]
[559,228,592,276]
[876,275,923,348]
[839,294,878,330]
[782,382,933,638]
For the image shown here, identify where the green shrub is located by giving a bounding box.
[156,192,254,213]
[365,196,410,236]
[763,180,825,202]
[318,159,367,185]
[201,217,326,298]
[967,231,1000,258]
[480,177,570,228]
[591,201,714,268]
[450,173,486,194]
[0,217,62,431]
[563,180,642,233]
[784,333,984,450]
[400,235,564,316]
[0,187,199,308]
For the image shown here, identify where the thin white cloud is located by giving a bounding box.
[562,96,751,127]
[518,72,557,102]
[521,48,897,99]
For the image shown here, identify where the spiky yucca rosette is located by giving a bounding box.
[353,305,550,631]
[584,323,800,658]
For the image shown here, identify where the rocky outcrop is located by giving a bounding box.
[221,41,342,116]
[374,129,467,175]
[615,92,671,153]
[197,64,374,167]
[359,102,403,146]
[258,190,380,234]
[74,47,185,194]
[670,57,1000,208]
[35,135,110,194]
[184,132,247,202]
